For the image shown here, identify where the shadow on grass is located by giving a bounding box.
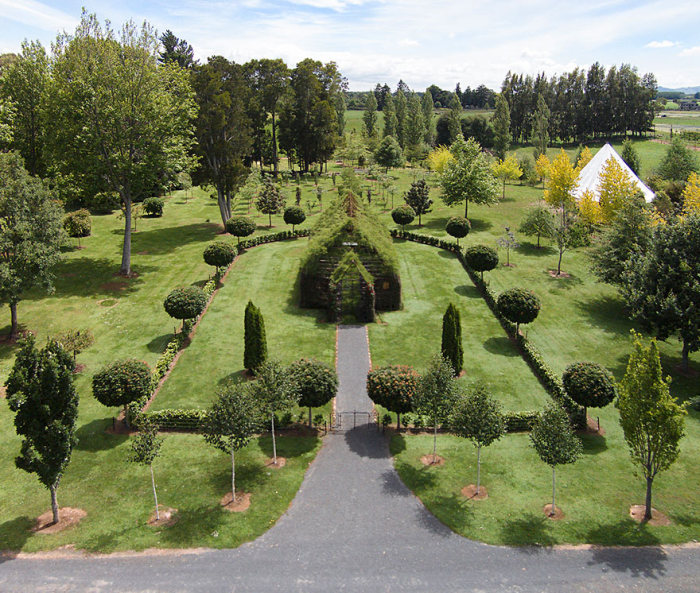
[469,218,493,233]
[256,435,319,459]
[585,519,663,548]
[499,512,558,548]
[128,222,220,255]
[344,425,390,459]
[74,419,129,451]
[389,433,407,456]
[146,333,175,353]
[157,504,227,547]
[482,336,519,357]
[454,284,481,299]
[518,242,556,257]
[543,269,583,290]
[217,370,246,386]
[576,295,629,332]
[580,432,608,455]
[0,516,33,558]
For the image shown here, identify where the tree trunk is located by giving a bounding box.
[231,448,236,503]
[308,407,312,428]
[644,475,653,521]
[151,464,160,521]
[50,483,59,525]
[476,445,481,494]
[551,466,556,516]
[464,200,469,218]
[397,412,401,432]
[502,178,506,200]
[271,413,277,465]
[268,213,272,228]
[9,302,18,338]
[557,248,563,275]
[217,186,230,228]
[272,111,278,178]
[120,195,132,276]
[433,422,438,463]
[681,341,689,372]
[537,234,540,248]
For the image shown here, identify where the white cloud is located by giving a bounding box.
[679,46,700,57]
[645,40,676,48]
[0,0,77,32]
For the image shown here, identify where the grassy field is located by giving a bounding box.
[0,189,323,552]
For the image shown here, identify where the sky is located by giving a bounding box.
[1,0,699,91]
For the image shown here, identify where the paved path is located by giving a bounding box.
[0,325,697,592]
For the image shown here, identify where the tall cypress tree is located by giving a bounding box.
[441,303,463,376]
[244,301,268,373]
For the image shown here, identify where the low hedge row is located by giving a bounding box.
[394,230,585,429]
[237,229,309,250]
[145,408,209,431]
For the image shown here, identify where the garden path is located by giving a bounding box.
[0,325,697,592]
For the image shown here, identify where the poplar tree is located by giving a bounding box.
[421,90,434,144]
[441,303,463,376]
[383,92,398,138]
[395,88,407,148]
[531,95,550,161]
[363,91,378,139]
[492,94,511,161]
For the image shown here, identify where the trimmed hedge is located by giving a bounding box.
[203,242,236,274]
[391,205,416,229]
[163,286,208,321]
[367,365,418,428]
[145,408,209,431]
[93,359,152,410]
[395,230,585,428]
[497,288,541,332]
[445,216,471,243]
[563,362,616,411]
[226,216,256,241]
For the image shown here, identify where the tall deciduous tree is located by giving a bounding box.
[617,332,686,521]
[128,417,165,521]
[192,56,251,227]
[492,94,511,161]
[450,384,505,495]
[530,403,582,517]
[440,135,498,218]
[544,150,578,220]
[204,383,262,504]
[0,40,49,176]
[405,93,426,152]
[382,92,398,138]
[531,95,550,161]
[491,155,523,200]
[421,90,434,145]
[6,336,78,525]
[394,88,408,149]
[414,354,458,463]
[363,90,378,139]
[403,179,432,225]
[597,158,640,223]
[519,204,555,248]
[46,12,197,276]
[0,152,63,336]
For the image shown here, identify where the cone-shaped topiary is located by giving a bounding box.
[441,303,463,376]
[244,301,267,374]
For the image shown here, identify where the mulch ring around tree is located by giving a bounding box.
[543,504,565,520]
[265,457,287,469]
[73,363,86,374]
[629,505,671,526]
[548,270,572,279]
[32,508,87,534]
[147,506,179,528]
[420,454,445,467]
[220,491,251,513]
[461,484,488,500]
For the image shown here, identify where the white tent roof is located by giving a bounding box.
[573,143,655,203]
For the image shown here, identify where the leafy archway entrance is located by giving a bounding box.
[329,252,375,323]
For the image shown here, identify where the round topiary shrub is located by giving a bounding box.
[366,365,418,430]
[163,286,208,322]
[445,216,471,245]
[391,204,416,230]
[287,358,338,426]
[464,244,499,281]
[497,288,541,334]
[283,205,306,231]
[225,216,256,244]
[203,242,237,275]
[63,209,92,247]
[92,359,151,421]
[563,362,616,418]
[143,197,165,217]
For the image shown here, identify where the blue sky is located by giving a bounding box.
[1,1,699,91]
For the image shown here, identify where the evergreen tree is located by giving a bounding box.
[421,90,434,144]
[158,29,195,69]
[621,140,641,176]
[492,94,511,161]
[395,88,407,148]
[441,303,463,376]
[6,336,79,525]
[363,91,378,139]
[256,178,286,227]
[383,92,398,138]
[244,301,267,373]
[657,136,699,182]
[531,95,550,161]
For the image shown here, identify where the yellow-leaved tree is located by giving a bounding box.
[544,150,578,217]
[491,155,523,199]
[577,190,602,225]
[535,153,550,190]
[426,145,454,174]
[598,158,639,224]
[575,146,593,173]
[682,171,700,216]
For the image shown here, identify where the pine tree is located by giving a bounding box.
[244,301,267,373]
[441,303,463,376]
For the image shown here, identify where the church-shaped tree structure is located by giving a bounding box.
[300,186,401,322]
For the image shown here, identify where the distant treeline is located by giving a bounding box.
[501,63,658,144]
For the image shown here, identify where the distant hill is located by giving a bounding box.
[659,86,700,94]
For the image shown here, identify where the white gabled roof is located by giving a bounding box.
[573,143,655,203]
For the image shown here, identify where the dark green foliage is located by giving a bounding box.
[621,140,641,176]
[226,216,256,243]
[441,303,463,376]
[464,244,498,280]
[158,29,195,69]
[283,205,306,231]
[143,197,164,217]
[497,288,540,333]
[5,336,78,523]
[392,204,415,230]
[55,328,94,363]
[288,358,338,426]
[163,286,207,321]
[563,362,616,414]
[366,365,417,428]
[492,94,510,161]
[657,136,699,181]
[445,216,471,244]
[63,209,92,240]
[129,416,163,466]
[256,178,285,227]
[403,179,432,225]
[518,204,555,248]
[203,242,237,275]
[90,192,120,214]
[375,135,403,171]
[243,300,267,373]
[92,359,152,411]
[460,114,494,148]
[622,214,700,369]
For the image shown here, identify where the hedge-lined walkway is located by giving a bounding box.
[1,326,697,592]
